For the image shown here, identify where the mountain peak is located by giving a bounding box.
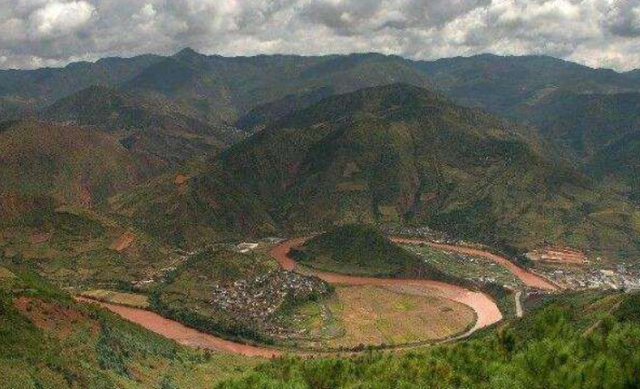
[174,47,202,59]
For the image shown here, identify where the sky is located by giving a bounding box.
[1,0,639,71]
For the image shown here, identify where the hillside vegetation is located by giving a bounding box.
[292,225,445,278]
[0,207,182,291]
[0,264,254,389]
[217,291,640,389]
[0,121,153,226]
[588,131,640,202]
[518,91,640,162]
[42,85,246,165]
[118,84,640,259]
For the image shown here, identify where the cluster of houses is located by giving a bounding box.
[208,269,331,336]
[539,264,640,291]
[382,225,452,243]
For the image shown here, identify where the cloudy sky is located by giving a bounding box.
[1,0,639,71]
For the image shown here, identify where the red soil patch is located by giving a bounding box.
[526,246,586,266]
[109,231,136,252]
[174,174,188,186]
[30,232,52,244]
[14,297,97,338]
[78,181,93,208]
[76,297,281,358]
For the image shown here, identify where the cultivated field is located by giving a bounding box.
[80,289,149,308]
[322,285,475,348]
[402,244,523,288]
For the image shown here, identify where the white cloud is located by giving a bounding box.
[0,0,639,71]
[27,1,94,39]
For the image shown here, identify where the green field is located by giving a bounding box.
[324,285,475,348]
[402,244,524,288]
[283,284,475,350]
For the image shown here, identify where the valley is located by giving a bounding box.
[2,47,640,389]
[78,235,503,355]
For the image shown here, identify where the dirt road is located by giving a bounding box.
[515,291,523,317]
[391,238,558,291]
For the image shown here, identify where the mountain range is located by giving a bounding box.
[2,49,640,260]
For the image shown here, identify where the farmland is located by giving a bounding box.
[401,243,523,288]
[324,285,475,348]
[80,289,149,308]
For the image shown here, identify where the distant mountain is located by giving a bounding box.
[235,87,334,132]
[517,91,640,161]
[626,69,640,81]
[587,131,640,203]
[124,51,432,126]
[3,49,638,137]
[42,85,245,165]
[415,54,640,117]
[0,121,157,227]
[115,84,640,257]
[0,55,162,114]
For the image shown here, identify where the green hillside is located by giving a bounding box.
[109,167,278,248]
[115,84,640,259]
[588,131,640,203]
[0,265,254,389]
[42,85,246,165]
[0,206,185,291]
[0,121,155,226]
[217,291,640,389]
[292,224,443,278]
[518,91,640,161]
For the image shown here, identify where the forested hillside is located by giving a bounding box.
[218,291,640,389]
[115,84,640,259]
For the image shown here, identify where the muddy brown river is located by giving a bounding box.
[78,237,541,357]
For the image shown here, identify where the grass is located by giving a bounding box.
[81,289,149,308]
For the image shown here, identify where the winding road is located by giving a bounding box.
[78,236,552,358]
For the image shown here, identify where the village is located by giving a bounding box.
[536,263,640,291]
[384,225,640,292]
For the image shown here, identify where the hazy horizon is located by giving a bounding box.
[1,0,640,71]
[2,47,638,74]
